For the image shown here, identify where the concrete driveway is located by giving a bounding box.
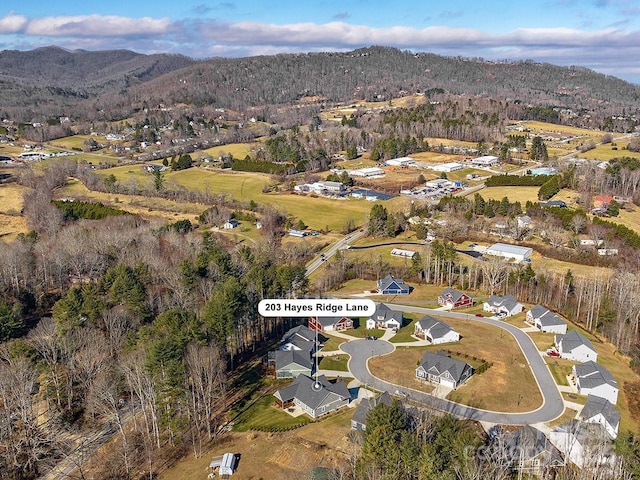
[339,305,565,425]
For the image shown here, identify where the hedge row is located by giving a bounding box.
[485,174,548,187]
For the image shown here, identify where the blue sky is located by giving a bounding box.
[1,0,640,83]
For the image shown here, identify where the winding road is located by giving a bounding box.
[340,305,565,425]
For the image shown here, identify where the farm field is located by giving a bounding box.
[48,134,108,150]
[515,121,604,137]
[577,142,640,161]
[369,314,543,412]
[201,142,258,160]
[477,186,577,204]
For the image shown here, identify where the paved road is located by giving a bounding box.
[306,229,365,275]
[340,305,565,425]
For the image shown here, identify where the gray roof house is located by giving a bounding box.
[280,325,319,353]
[414,315,460,344]
[499,425,564,477]
[526,305,568,334]
[483,294,524,317]
[274,374,350,418]
[556,331,598,363]
[573,361,618,404]
[273,350,314,379]
[351,391,393,431]
[579,395,620,439]
[415,351,473,389]
[377,274,411,295]
[437,287,473,309]
[549,420,615,469]
[365,304,403,329]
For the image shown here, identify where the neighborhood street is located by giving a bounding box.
[305,229,365,275]
[340,305,565,425]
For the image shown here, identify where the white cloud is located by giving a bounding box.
[23,14,171,37]
[0,12,27,33]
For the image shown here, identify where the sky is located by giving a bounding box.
[1,0,640,84]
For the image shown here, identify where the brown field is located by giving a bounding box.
[0,183,29,239]
[370,316,543,412]
[478,186,577,204]
[158,410,354,480]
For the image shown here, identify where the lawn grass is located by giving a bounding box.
[370,315,543,412]
[546,359,574,386]
[338,324,385,339]
[549,408,579,428]
[329,278,442,306]
[232,392,311,432]
[318,355,349,372]
[48,134,107,150]
[528,331,556,351]
[578,143,640,161]
[321,336,345,352]
[201,142,257,159]
[562,392,586,405]
[0,183,31,240]
[389,315,420,343]
[368,347,435,394]
[478,186,576,204]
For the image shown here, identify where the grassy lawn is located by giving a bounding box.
[369,346,435,394]
[478,186,576,204]
[201,142,258,159]
[321,336,345,352]
[329,278,442,306]
[528,331,556,351]
[546,358,574,386]
[0,183,29,240]
[389,315,420,343]
[339,324,385,339]
[549,408,579,428]
[371,315,543,412]
[578,143,640,161]
[233,392,311,432]
[318,355,349,372]
[562,392,586,405]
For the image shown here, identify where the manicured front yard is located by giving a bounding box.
[389,315,419,343]
[318,355,349,372]
[562,392,586,405]
[546,358,574,386]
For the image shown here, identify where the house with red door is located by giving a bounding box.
[437,288,473,309]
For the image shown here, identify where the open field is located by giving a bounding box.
[329,279,442,307]
[318,354,349,372]
[515,121,604,137]
[368,347,436,394]
[608,204,640,234]
[578,143,640,161]
[370,315,543,412]
[159,410,354,480]
[201,142,258,160]
[55,179,206,223]
[48,134,107,150]
[0,183,29,239]
[477,186,577,204]
[233,393,311,432]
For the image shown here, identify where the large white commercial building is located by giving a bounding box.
[431,162,464,172]
[485,243,533,261]
[386,157,415,167]
[471,155,498,167]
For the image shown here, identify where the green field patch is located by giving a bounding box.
[232,392,311,432]
[546,358,574,386]
[318,355,349,372]
[389,316,420,343]
[562,392,586,405]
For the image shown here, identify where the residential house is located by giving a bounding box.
[516,215,532,229]
[437,288,473,309]
[377,274,411,295]
[483,294,524,317]
[414,316,460,344]
[365,304,403,330]
[526,305,568,334]
[272,350,313,379]
[415,351,473,389]
[593,195,613,209]
[273,374,350,418]
[223,219,239,229]
[579,395,620,439]
[351,391,393,431]
[279,325,318,353]
[573,361,618,404]
[549,420,616,470]
[498,426,564,477]
[309,316,353,333]
[555,331,598,363]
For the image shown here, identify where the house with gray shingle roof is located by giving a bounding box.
[377,274,411,295]
[527,305,568,334]
[437,288,473,309]
[308,315,353,332]
[573,361,618,404]
[556,331,598,363]
[272,350,314,379]
[414,315,460,344]
[483,294,524,317]
[351,391,393,431]
[274,374,350,418]
[499,425,564,477]
[415,351,473,389]
[365,303,403,330]
[280,325,318,353]
[579,395,620,439]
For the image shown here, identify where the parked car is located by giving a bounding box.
[546,350,561,357]
[366,335,377,340]
[475,313,484,317]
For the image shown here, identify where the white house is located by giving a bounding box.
[485,243,533,261]
[223,219,239,229]
[414,315,460,344]
[573,361,618,404]
[579,395,620,439]
[483,294,524,317]
[526,305,568,334]
[549,420,616,470]
[555,331,598,363]
[471,155,498,167]
[365,303,403,330]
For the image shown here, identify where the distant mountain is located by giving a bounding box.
[1,46,639,122]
